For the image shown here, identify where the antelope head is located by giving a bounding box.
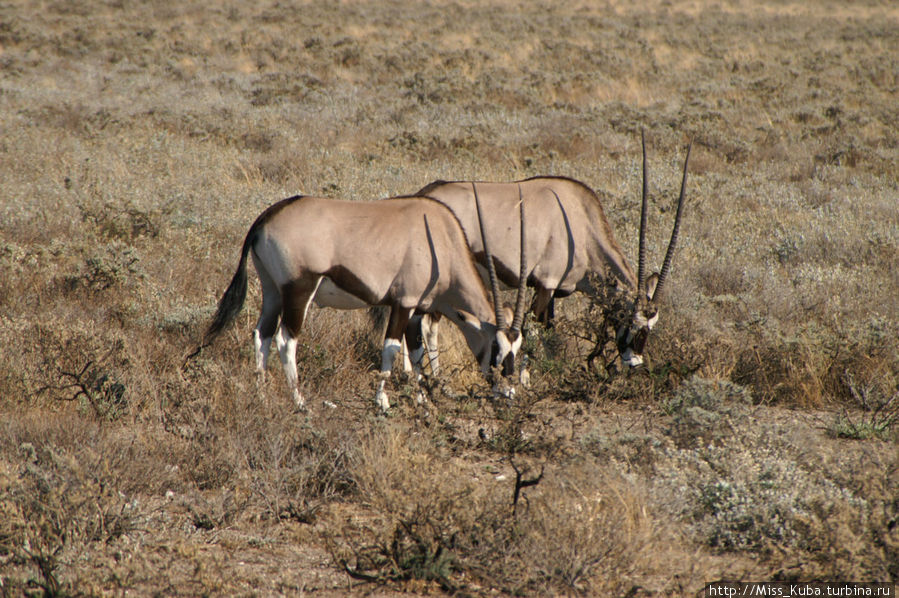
[473,182,528,378]
[616,131,691,368]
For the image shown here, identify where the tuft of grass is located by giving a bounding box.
[328,421,665,595]
[827,372,898,441]
[662,375,753,448]
[0,438,138,595]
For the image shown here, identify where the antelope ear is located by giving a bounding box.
[500,304,515,327]
[645,272,660,302]
[456,310,483,330]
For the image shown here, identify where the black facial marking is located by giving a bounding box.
[616,325,630,355]
[632,328,649,354]
[489,330,521,378]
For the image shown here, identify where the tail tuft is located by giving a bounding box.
[199,230,256,350]
[202,261,249,347]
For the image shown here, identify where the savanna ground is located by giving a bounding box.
[1,0,898,595]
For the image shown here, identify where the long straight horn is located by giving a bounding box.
[653,138,692,302]
[511,185,528,334]
[637,128,649,294]
[473,182,505,328]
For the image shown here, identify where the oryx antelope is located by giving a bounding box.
[410,133,691,371]
[200,191,527,411]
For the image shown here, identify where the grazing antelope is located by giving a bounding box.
[410,133,691,371]
[200,190,527,411]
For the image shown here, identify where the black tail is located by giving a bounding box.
[201,230,256,348]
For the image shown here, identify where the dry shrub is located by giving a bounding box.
[160,361,359,519]
[228,408,358,524]
[74,241,143,292]
[0,423,139,595]
[0,316,33,406]
[534,281,702,406]
[733,337,824,407]
[508,463,658,596]
[13,321,132,420]
[783,490,899,582]
[662,376,753,448]
[329,421,666,595]
[732,316,899,409]
[160,390,239,492]
[696,263,751,298]
[325,422,483,591]
[655,410,899,581]
[76,199,168,243]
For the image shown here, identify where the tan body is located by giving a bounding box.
[202,194,524,410]
[414,135,691,370]
[255,197,494,317]
[418,176,637,314]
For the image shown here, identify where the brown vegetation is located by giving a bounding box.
[1,0,897,595]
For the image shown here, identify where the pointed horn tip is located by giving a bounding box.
[654,136,693,301]
[678,140,692,199]
[637,131,649,292]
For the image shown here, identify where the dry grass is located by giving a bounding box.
[1,0,897,594]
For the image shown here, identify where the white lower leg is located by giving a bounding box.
[374,338,403,411]
[493,379,516,400]
[413,372,426,404]
[277,326,305,409]
[426,349,440,375]
[375,377,390,412]
[422,316,440,375]
[519,355,531,388]
[254,330,272,380]
[380,338,402,373]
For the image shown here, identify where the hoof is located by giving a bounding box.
[375,390,390,412]
[492,376,516,400]
[375,378,390,412]
[519,367,531,388]
[293,390,307,412]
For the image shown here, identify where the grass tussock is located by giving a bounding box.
[327,421,668,595]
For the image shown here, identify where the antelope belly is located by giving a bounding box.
[313,277,369,310]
